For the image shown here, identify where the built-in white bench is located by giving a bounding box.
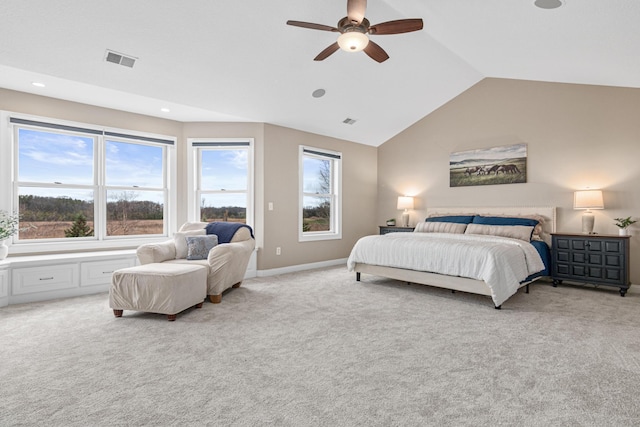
[0,250,138,307]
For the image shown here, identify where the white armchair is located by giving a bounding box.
[136,222,255,303]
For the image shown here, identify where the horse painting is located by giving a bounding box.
[449,143,527,187]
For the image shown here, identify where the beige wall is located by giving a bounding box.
[261,124,377,270]
[0,88,378,271]
[378,78,640,283]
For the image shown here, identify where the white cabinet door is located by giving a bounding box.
[81,258,136,287]
[0,268,8,298]
[12,264,79,295]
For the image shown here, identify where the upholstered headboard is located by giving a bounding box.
[424,206,556,246]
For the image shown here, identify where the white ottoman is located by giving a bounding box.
[110,263,207,321]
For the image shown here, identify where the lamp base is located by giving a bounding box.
[582,211,595,234]
[401,211,410,228]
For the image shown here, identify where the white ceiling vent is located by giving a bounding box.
[342,118,357,125]
[105,50,137,68]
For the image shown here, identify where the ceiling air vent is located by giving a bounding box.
[343,118,357,125]
[105,50,137,68]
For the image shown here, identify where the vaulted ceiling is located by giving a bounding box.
[1,1,639,146]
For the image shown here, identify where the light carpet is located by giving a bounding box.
[1,266,639,426]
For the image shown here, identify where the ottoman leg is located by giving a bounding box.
[167,314,177,321]
[195,302,203,309]
[209,294,222,304]
[113,309,123,318]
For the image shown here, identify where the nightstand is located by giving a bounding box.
[379,226,415,235]
[551,233,630,296]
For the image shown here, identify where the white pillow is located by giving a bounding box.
[465,223,534,242]
[414,221,467,234]
[174,229,206,259]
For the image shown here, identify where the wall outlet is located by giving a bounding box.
[276,247,281,255]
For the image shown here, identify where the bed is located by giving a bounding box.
[347,206,555,308]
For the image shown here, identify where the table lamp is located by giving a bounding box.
[574,190,604,234]
[397,196,414,227]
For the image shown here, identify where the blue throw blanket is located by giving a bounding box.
[205,222,254,243]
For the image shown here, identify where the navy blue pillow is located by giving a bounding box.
[472,215,539,227]
[426,215,475,224]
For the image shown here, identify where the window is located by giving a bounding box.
[10,117,174,246]
[190,139,253,226]
[104,137,166,237]
[299,146,342,241]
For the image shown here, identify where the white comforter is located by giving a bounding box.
[347,232,545,306]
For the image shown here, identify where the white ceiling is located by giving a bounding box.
[1,1,639,147]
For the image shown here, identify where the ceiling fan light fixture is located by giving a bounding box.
[337,31,369,52]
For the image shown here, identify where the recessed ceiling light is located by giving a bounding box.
[160,108,171,113]
[534,0,563,9]
[312,89,326,98]
[31,82,46,88]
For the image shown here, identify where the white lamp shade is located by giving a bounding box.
[337,31,369,52]
[574,190,604,210]
[397,196,414,210]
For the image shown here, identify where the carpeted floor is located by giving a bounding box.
[1,266,639,426]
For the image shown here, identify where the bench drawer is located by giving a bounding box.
[12,264,79,295]
[81,259,136,287]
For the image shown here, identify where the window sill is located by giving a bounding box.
[5,235,169,256]
[298,232,342,243]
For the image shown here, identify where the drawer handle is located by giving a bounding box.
[102,271,113,274]
[39,277,54,281]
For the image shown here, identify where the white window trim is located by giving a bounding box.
[186,138,254,228]
[298,145,342,242]
[1,111,177,255]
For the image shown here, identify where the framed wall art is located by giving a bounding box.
[449,143,527,187]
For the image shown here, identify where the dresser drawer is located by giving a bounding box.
[81,258,136,287]
[12,264,79,295]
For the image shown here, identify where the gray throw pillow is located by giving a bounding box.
[174,229,206,259]
[186,235,218,260]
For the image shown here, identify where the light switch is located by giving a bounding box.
[268,202,273,211]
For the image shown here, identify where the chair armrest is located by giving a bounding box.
[206,239,254,265]
[136,240,176,264]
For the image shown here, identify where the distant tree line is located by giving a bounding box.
[303,200,330,219]
[18,195,163,221]
[201,206,246,222]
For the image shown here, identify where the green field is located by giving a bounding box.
[450,158,526,187]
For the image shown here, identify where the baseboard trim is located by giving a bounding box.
[257,258,347,277]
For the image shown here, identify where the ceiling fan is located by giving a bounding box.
[286,0,423,63]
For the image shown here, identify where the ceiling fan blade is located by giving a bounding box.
[286,20,339,32]
[314,42,340,61]
[347,0,367,24]
[363,40,389,63]
[369,18,424,35]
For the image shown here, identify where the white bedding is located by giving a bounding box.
[347,232,545,306]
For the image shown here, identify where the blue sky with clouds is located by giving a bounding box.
[18,130,253,208]
[18,129,165,204]
[200,149,248,208]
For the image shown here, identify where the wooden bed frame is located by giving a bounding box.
[354,206,556,309]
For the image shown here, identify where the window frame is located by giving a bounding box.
[102,135,169,239]
[1,112,176,255]
[299,145,342,242]
[187,138,254,229]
